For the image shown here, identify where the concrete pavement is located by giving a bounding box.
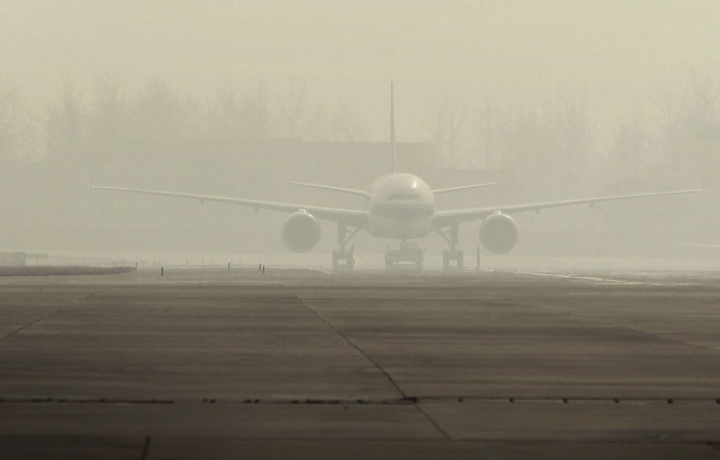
[1,266,719,458]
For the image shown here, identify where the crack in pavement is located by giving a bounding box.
[0,293,97,341]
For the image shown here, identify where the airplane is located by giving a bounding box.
[94,83,699,270]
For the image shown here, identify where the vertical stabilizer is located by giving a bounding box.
[390,82,397,174]
[390,81,397,174]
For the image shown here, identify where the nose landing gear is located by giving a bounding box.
[385,240,424,270]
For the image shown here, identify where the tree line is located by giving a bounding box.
[0,78,371,164]
[429,73,720,195]
[2,74,719,195]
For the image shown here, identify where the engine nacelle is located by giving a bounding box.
[282,210,321,252]
[479,212,519,254]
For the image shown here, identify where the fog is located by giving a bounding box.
[1,1,720,269]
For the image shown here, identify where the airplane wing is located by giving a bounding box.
[432,189,700,229]
[92,186,368,228]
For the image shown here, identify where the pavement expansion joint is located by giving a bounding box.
[420,396,720,404]
[0,398,175,404]
[4,396,719,405]
[141,436,151,460]
[295,296,409,399]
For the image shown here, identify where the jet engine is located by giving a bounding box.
[282,210,321,252]
[479,212,519,254]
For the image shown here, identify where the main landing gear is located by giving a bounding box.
[438,224,464,270]
[332,247,354,270]
[332,224,359,270]
[385,240,424,270]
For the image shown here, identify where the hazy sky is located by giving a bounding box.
[2,0,720,139]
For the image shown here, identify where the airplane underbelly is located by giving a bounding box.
[368,216,433,239]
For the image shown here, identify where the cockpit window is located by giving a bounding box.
[388,193,421,201]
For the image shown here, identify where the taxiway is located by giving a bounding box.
[1,266,719,459]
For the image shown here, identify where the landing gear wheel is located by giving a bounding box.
[332,250,339,270]
[332,247,354,270]
[438,224,463,271]
[443,250,464,271]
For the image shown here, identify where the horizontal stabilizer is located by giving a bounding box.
[432,183,498,195]
[286,181,370,198]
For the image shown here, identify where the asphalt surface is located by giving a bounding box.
[1,266,719,459]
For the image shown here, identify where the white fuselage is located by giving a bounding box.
[366,173,435,239]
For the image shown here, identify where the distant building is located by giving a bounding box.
[0,252,27,266]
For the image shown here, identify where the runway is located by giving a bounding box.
[1,266,719,459]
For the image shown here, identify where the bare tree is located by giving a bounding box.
[605,118,675,191]
[505,107,548,178]
[46,80,86,161]
[474,103,510,169]
[274,81,368,141]
[276,79,307,139]
[133,79,192,140]
[205,86,243,141]
[18,111,43,161]
[242,80,271,138]
[205,81,270,140]
[659,72,720,187]
[559,97,593,171]
[428,93,468,167]
[682,72,720,141]
[89,76,131,141]
[0,88,23,159]
[327,102,369,141]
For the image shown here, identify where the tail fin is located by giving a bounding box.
[390,81,397,174]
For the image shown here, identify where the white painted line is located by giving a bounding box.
[506,270,694,286]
